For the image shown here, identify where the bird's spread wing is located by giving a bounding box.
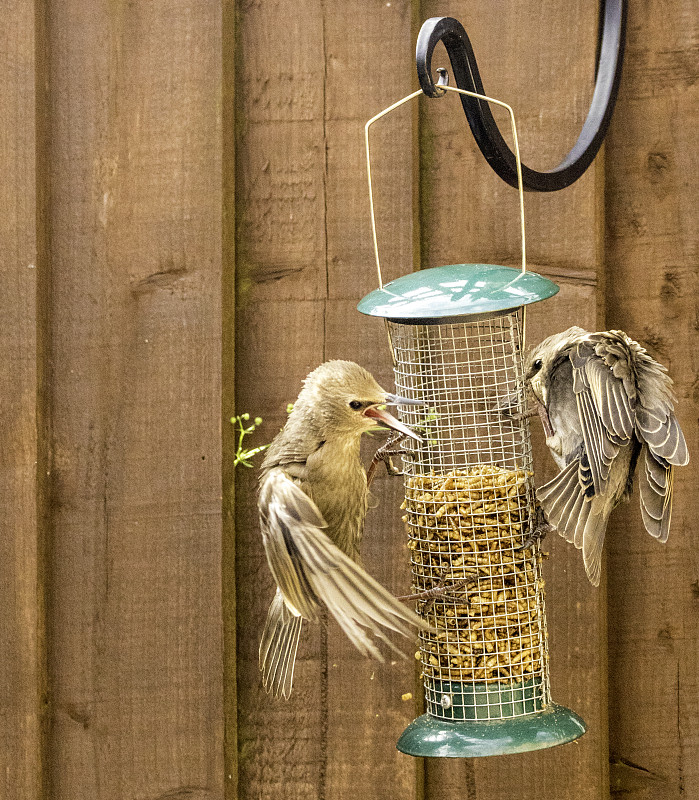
[259,467,325,620]
[537,460,589,548]
[587,331,688,541]
[259,467,428,660]
[539,334,634,586]
[554,331,687,558]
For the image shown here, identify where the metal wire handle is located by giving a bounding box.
[417,5,627,191]
[365,73,526,291]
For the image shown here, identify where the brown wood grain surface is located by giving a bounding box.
[222,0,238,796]
[46,2,224,798]
[418,1,609,797]
[234,1,420,797]
[233,1,327,796]
[1,2,695,798]
[323,1,420,796]
[605,0,699,797]
[0,2,46,799]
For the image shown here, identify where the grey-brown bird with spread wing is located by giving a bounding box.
[525,327,689,586]
[258,360,427,699]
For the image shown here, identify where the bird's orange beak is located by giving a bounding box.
[364,400,423,442]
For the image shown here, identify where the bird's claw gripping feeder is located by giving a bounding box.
[358,9,626,757]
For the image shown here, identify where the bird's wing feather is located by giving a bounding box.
[570,335,636,444]
[259,467,328,620]
[570,341,636,494]
[638,446,674,543]
[581,509,608,587]
[637,406,689,466]
[259,467,428,654]
[644,445,669,491]
[590,330,690,468]
[575,389,616,489]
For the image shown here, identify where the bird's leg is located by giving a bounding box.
[516,504,553,551]
[367,430,411,487]
[501,405,538,423]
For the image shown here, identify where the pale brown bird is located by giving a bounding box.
[525,327,689,586]
[258,360,427,699]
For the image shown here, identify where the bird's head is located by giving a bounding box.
[294,360,422,442]
[524,326,588,407]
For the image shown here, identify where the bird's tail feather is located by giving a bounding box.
[537,460,588,547]
[259,589,303,699]
[537,460,609,587]
[581,511,607,587]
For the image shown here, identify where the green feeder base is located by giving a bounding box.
[397,704,586,758]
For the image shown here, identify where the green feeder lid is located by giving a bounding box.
[358,263,559,324]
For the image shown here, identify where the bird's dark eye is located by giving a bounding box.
[349,400,363,410]
[532,358,543,373]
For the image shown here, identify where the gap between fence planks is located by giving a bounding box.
[1,2,695,798]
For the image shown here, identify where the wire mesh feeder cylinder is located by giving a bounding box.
[358,263,586,757]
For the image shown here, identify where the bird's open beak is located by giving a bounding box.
[364,396,423,442]
[384,393,424,408]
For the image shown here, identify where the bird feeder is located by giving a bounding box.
[359,264,586,757]
[354,8,626,755]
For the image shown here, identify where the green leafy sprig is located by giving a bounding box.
[231,413,270,468]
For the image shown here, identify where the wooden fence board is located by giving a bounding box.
[46,2,224,797]
[233,1,327,796]
[234,1,420,797]
[605,1,698,796]
[222,0,238,796]
[0,2,45,798]
[323,1,420,796]
[1,2,694,798]
[417,1,608,797]
[234,302,326,800]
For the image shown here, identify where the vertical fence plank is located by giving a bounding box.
[234,1,420,797]
[0,1,45,798]
[417,1,608,797]
[47,2,224,798]
[605,1,698,796]
[222,0,238,796]
[323,0,419,796]
[233,1,327,797]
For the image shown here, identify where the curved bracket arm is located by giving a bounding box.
[416,2,627,191]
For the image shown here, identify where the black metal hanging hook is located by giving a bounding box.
[416,1,627,192]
